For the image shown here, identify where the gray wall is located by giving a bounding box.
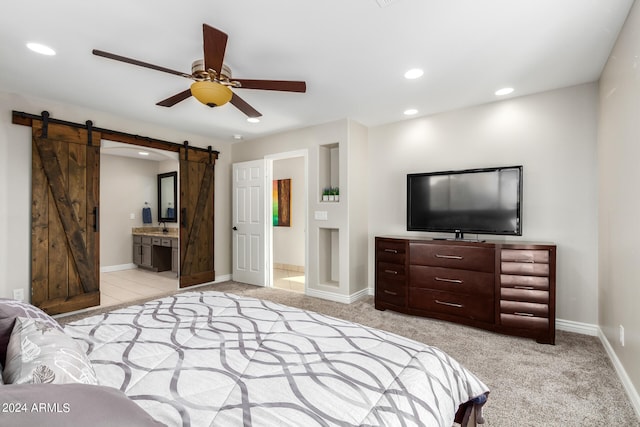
[598,0,640,407]
[100,154,179,268]
[367,83,599,325]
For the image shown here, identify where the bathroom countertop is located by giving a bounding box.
[132,227,179,238]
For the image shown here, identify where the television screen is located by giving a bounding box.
[407,166,522,236]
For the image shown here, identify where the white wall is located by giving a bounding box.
[598,0,640,406]
[0,91,232,300]
[273,156,305,269]
[367,83,599,325]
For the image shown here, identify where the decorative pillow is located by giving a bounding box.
[0,298,62,366]
[0,383,166,427]
[2,317,97,385]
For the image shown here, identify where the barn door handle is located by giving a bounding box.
[93,207,99,232]
[181,208,187,228]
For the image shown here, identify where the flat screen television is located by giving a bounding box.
[407,165,522,238]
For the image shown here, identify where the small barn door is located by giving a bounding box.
[31,120,101,314]
[179,145,216,287]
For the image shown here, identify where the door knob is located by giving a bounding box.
[232,226,238,231]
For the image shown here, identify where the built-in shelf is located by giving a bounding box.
[319,143,339,203]
[318,227,339,286]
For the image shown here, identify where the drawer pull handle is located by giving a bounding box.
[384,269,398,275]
[435,277,463,284]
[435,254,463,260]
[513,286,535,290]
[435,300,463,308]
[383,249,398,254]
[514,312,535,317]
[383,290,398,296]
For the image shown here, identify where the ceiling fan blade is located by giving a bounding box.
[156,89,193,107]
[93,49,192,79]
[203,24,228,74]
[230,93,262,118]
[234,79,306,93]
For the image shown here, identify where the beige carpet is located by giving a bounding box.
[58,281,640,427]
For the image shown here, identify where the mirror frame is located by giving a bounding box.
[157,171,178,223]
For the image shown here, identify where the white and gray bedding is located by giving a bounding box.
[63,291,489,426]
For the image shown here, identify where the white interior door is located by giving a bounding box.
[232,160,266,286]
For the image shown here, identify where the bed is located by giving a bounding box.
[2,291,489,426]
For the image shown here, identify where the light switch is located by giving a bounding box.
[129,213,135,220]
[314,211,328,221]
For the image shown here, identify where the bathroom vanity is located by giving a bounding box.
[132,228,179,273]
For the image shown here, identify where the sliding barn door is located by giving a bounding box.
[31,121,101,314]
[179,146,216,287]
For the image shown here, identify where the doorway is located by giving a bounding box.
[267,151,307,294]
[99,141,179,307]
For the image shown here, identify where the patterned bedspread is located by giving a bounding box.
[64,291,489,427]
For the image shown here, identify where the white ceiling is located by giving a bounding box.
[0,1,633,142]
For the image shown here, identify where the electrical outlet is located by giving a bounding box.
[13,288,24,301]
[129,213,136,220]
[619,325,625,347]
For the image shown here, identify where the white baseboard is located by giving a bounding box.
[100,263,136,273]
[556,318,599,336]
[306,287,369,304]
[598,328,640,419]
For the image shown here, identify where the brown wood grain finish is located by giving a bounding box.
[410,265,494,296]
[179,146,216,288]
[374,237,556,344]
[409,288,494,323]
[409,243,495,273]
[375,238,408,308]
[501,249,549,263]
[500,274,549,290]
[31,122,101,314]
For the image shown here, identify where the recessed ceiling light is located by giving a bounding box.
[404,68,424,79]
[404,109,418,116]
[26,42,56,56]
[138,151,150,156]
[247,117,260,123]
[232,134,243,140]
[495,87,514,96]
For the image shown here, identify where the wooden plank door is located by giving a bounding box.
[179,146,216,287]
[31,121,101,314]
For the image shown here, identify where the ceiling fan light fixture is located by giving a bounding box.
[190,81,233,107]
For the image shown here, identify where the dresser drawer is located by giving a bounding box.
[377,262,406,280]
[501,249,549,263]
[409,289,494,323]
[376,279,407,306]
[409,243,495,273]
[500,274,549,291]
[500,313,549,330]
[410,265,494,297]
[500,300,548,318]
[376,239,407,264]
[501,287,549,304]
[501,262,549,276]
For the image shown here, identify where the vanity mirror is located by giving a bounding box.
[158,171,177,222]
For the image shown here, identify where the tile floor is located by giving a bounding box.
[100,267,305,308]
[272,268,305,293]
[100,268,178,308]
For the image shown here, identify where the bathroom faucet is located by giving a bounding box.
[159,222,168,233]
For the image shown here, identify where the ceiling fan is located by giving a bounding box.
[92,24,306,118]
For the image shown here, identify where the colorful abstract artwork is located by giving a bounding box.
[272,179,291,227]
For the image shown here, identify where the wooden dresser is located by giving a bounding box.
[375,236,556,344]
